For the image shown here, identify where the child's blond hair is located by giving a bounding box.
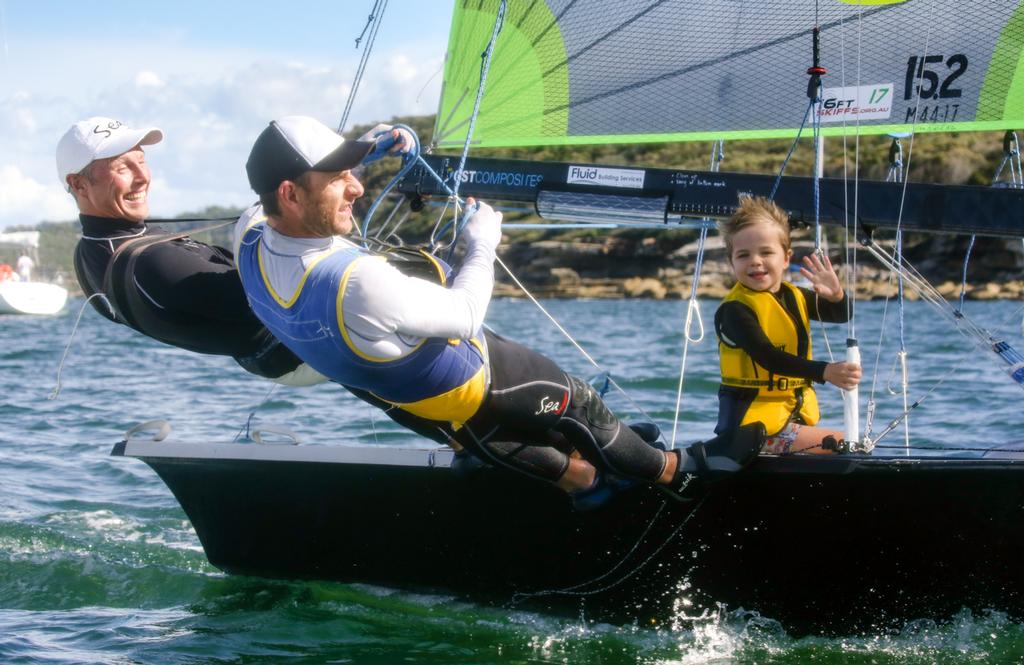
[718,196,791,257]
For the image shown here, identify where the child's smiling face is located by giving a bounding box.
[728,219,792,293]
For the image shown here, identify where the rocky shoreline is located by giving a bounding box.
[493,235,1024,301]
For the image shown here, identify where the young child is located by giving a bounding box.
[715,196,862,455]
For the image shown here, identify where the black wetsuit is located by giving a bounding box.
[73,214,301,378]
[73,214,454,444]
[714,287,850,433]
[393,329,667,484]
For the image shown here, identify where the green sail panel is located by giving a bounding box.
[435,0,1024,148]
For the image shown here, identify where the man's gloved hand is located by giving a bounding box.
[460,197,503,251]
[359,123,415,165]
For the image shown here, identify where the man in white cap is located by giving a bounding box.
[60,116,311,380]
[235,115,765,508]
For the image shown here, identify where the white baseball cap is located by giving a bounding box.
[245,115,373,194]
[56,117,163,191]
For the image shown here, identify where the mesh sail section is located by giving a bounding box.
[435,0,1024,148]
[535,190,668,225]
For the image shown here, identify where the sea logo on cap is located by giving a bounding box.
[92,120,124,140]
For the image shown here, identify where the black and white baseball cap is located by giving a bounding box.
[56,117,163,191]
[246,116,374,194]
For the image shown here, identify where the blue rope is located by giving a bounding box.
[359,123,480,244]
[450,0,506,206]
[360,125,424,241]
[361,1,507,253]
[769,98,815,201]
[441,0,507,260]
[994,340,1024,387]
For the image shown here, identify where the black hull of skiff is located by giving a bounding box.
[113,440,1024,634]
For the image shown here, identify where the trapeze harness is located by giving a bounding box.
[717,282,821,436]
[73,220,300,379]
[235,218,675,485]
[236,221,488,427]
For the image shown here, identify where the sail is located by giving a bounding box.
[435,0,1024,148]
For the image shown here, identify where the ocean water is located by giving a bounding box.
[3,295,1024,664]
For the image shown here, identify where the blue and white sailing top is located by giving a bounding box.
[234,205,495,427]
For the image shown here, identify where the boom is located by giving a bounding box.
[396,155,1024,238]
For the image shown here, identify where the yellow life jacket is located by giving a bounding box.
[718,281,820,435]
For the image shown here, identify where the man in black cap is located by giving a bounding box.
[234,115,765,507]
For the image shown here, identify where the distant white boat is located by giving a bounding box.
[0,281,68,315]
[0,229,69,315]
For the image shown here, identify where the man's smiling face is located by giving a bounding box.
[73,147,152,221]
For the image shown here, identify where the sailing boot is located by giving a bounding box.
[665,422,766,501]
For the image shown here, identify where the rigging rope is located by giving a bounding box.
[993,131,1022,188]
[865,139,904,442]
[338,0,389,133]
[360,121,659,422]
[768,99,815,202]
[361,1,506,249]
[358,0,657,424]
[894,228,911,452]
[989,130,1024,335]
[448,0,505,211]
[668,140,720,450]
[951,131,1018,314]
[865,240,1024,391]
[232,382,281,443]
[510,495,709,602]
[769,21,827,204]
[49,293,113,400]
[871,4,936,454]
[494,255,656,423]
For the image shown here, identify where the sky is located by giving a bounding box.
[0,0,456,229]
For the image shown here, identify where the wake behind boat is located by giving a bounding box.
[113,429,1024,635]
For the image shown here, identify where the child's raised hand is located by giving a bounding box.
[799,253,844,302]
[823,361,862,390]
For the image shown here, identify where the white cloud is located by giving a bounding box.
[0,44,446,229]
[0,165,78,226]
[134,71,166,88]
